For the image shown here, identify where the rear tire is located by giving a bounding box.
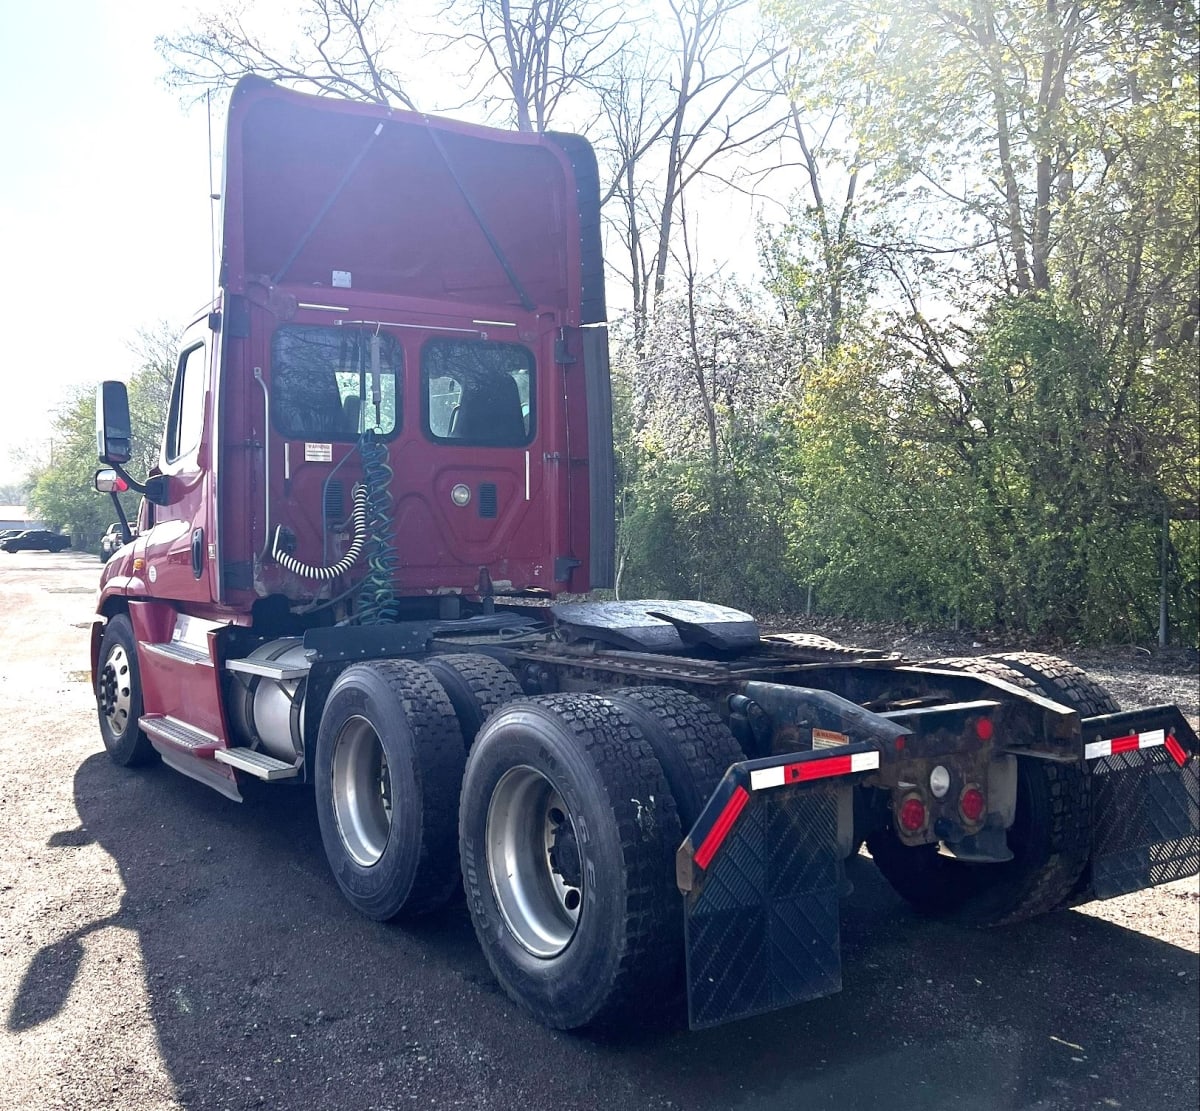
[96,614,155,767]
[459,694,681,1030]
[604,687,744,831]
[868,652,1104,926]
[424,653,524,749]
[315,660,465,920]
[970,651,1118,716]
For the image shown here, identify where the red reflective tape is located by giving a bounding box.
[1110,734,1140,754]
[694,786,750,870]
[1165,735,1189,767]
[786,754,853,783]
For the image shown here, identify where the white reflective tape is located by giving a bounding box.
[1086,730,1166,762]
[750,767,786,791]
[850,752,880,773]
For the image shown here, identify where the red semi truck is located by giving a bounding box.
[91,77,1199,1031]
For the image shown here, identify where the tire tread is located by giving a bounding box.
[424,653,524,747]
[462,693,681,1029]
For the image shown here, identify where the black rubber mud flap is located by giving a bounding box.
[676,745,879,1029]
[1081,707,1199,899]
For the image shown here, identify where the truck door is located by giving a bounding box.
[141,329,217,605]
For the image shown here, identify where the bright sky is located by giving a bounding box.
[0,1,214,482]
[0,1,772,486]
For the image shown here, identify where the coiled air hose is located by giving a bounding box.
[356,432,400,624]
[272,485,368,580]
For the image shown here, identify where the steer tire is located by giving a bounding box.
[424,653,525,749]
[96,614,155,767]
[604,686,744,832]
[868,652,1102,927]
[459,694,681,1030]
[315,659,466,921]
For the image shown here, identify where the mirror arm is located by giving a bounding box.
[108,492,134,545]
[109,462,170,507]
[108,460,145,494]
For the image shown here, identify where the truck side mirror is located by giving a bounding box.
[93,468,129,494]
[96,381,132,465]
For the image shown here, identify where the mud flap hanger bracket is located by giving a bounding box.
[677,742,882,895]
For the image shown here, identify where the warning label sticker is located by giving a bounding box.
[304,442,333,462]
[812,727,850,748]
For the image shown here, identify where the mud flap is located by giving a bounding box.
[676,745,878,1029]
[1081,708,1199,899]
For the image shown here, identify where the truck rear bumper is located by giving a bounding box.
[676,708,1198,1029]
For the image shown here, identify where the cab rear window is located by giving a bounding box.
[271,326,401,440]
[422,339,534,446]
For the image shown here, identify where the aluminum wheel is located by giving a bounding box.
[98,643,133,738]
[486,765,583,958]
[331,715,393,867]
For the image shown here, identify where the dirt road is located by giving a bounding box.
[1,550,1196,1111]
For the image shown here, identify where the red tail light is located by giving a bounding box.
[960,786,985,823]
[898,796,927,832]
[975,718,994,741]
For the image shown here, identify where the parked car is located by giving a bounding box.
[99,523,126,559]
[1,529,71,553]
[0,529,23,542]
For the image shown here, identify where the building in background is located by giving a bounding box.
[0,506,44,531]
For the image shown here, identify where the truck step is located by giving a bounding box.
[226,657,310,681]
[214,747,300,780]
[143,641,212,666]
[140,714,221,756]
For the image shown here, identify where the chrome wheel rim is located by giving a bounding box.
[331,715,393,867]
[98,644,133,738]
[486,766,582,958]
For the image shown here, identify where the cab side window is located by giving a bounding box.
[164,342,207,463]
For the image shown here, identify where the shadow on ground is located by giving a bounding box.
[12,754,1199,1111]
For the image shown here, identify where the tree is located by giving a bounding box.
[27,324,179,548]
[0,481,30,506]
[597,0,787,341]
[438,0,629,131]
[616,277,806,608]
[772,0,1199,307]
[764,0,1199,641]
[159,0,418,107]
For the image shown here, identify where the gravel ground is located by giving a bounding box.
[1,552,1196,1111]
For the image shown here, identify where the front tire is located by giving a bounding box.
[459,694,681,1030]
[315,660,465,920]
[96,614,155,766]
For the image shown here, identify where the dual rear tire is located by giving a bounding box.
[314,659,466,920]
[316,659,744,1029]
[458,688,743,1029]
